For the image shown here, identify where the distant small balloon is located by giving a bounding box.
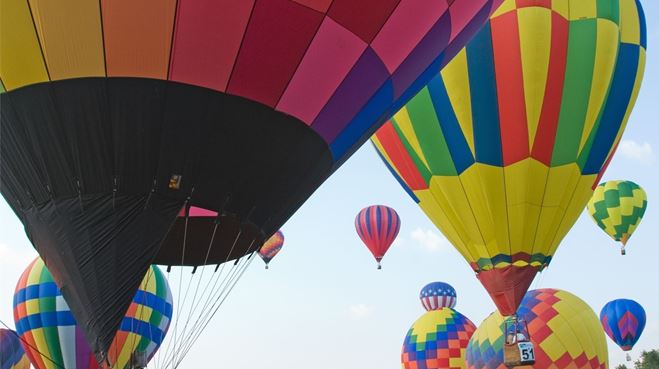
[587,181,647,255]
[600,299,646,352]
[420,282,457,311]
[258,230,284,269]
[355,205,401,269]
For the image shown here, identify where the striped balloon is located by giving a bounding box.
[258,230,285,269]
[372,0,647,316]
[0,329,29,369]
[355,205,401,269]
[600,299,646,352]
[14,258,173,369]
[420,282,457,311]
[587,180,647,254]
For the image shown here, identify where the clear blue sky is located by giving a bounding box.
[1,3,657,368]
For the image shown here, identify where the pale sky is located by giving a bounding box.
[1,2,658,368]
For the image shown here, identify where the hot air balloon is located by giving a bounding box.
[466,289,608,369]
[402,308,476,369]
[600,299,646,361]
[420,281,457,311]
[0,329,29,369]
[13,258,172,369]
[355,205,401,269]
[258,230,284,269]
[372,0,647,317]
[0,0,504,361]
[587,181,647,255]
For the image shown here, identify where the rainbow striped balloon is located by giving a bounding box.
[0,329,29,369]
[13,258,172,369]
[258,230,285,268]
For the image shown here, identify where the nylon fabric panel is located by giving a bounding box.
[439,50,475,156]
[578,18,620,154]
[531,11,568,165]
[168,0,255,91]
[491,10,529,165]
[226,0,324,108]
[551,19,597,166]
[466,24,502,167]
[101,0,177,78]
[406,88,457,176]
[503,159,549,259]
[518,7,551,150]
[28,0,105,80]
[428,76,475,174]
[581,43,642,174]
[459,164,510,266]
[0,0,49,90]
[391,108,431,171]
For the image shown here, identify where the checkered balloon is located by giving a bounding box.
[402,308,476,369]
[465,289,608,369]
[587,180,647,254]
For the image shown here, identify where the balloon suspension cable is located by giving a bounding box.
[152,207,259,369]
[0,318,66,369]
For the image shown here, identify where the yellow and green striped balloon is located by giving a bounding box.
[587,180,647,254]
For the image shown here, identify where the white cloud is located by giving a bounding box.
[348,304,373,320]
[618,140,654,164]
[410,227,449,252]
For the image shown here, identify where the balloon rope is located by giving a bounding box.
[0,318,65,369]
[174,253,255,367]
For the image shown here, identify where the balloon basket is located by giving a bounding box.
[265,264,269,270]
[626,353,632,362]
[503,317,535,367]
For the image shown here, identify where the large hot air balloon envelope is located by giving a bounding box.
[258,230,284,269]
[600,299,646,352]
[587,180,647,254]
[0,0,504,359]
[402,308,476,369]
[466,289,608,369]
[355,205,401,269]
[0,329,29,369]
[420,281,457,311]
[372,0,647,316]
[13,258,172,369]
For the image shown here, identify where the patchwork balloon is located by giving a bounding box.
[0,0,504,359]
[588,181,647,254]
[420,282,457,311]
[402,308,476,369]
[465,289,608,369]
[355,205,401,269]
[258,230,284,269]
[0,329,29,369]
[600,299,646,352]
[14,258,173,369]
[372,0,647,316]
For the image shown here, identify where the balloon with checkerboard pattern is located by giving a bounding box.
[465,288,608,369]
[402,308,476,369]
